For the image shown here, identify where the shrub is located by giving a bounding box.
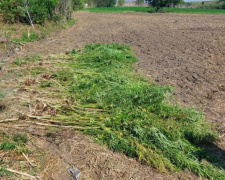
[52,13,63,22]
[0,0,22,23]
[93,0,116,7]
[0,0,60,24]
[72,0,84,10]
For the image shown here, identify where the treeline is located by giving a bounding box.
[84,0,117,7]
[199,0,225,9]
[0,0,83,24]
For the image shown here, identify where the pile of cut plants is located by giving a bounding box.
[7,44,225,179]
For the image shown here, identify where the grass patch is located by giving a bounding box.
[0,133,28,155]
[0,19,71,52]
[40,81,54,88]
[0,141,15,151]
[66,19,76,26]
[14,55,42,66]
[12,134,28,144]
[22,67,46,76]
[0,90,4,99]
[0,166,12,177]
[12,31,39,43]
[84,7,225,14]
[36,43,225,179]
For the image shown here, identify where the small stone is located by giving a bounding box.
[69,168,81,180]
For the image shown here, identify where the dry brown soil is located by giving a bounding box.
[0,12,225,179]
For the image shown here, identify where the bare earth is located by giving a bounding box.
[0,12,225,179]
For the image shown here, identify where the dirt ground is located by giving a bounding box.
[0,12,225,179]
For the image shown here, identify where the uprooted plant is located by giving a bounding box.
[11,43,225,179]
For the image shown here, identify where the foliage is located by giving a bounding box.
[14,55,42,66]
[144,0,183,11]
[84,0,93,6]
[0,0,22,23]
[66,18,76,26]
[12,134,28,144]
[161,7,225,13]
[0,133,28,155]
[118,0,125,6]
[136,0,144,6]
[0,141,15,151]
[0,166,12,177]
[43,43,225,179]
[40,81,54,88]
[0,0,61,24]
[58,0,73,21]
[12,31,39,43]
[199,1,225,10]
[72,0,84,10]
[93,0,116,7]
[84,6,225,14]
[146,0,169,11]
[85,6,152,12]
[0,91,3,99]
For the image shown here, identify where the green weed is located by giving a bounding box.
[12,134,28,144]
[0,141,15,151]
[14,58,24,66]
[71,49,76,54]
[12,31,39,43]
[40,81,54,88]
[0,166,12,177]
[0,90,4,99]
[14,55,42,66]
[30,67,46,76]
[66,19,76,26]
[0,134,28,153]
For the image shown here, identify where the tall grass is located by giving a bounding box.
[49,44,224,179]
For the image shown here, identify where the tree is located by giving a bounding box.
[136,0,144,6]
[146,0,182,11]
[57,0,73,21]
[172,0,183,7]
[118,0,125,6]
[146,0,168,11]
[93,0,116,7]
[84,0,93,7]
[72,0,84,10]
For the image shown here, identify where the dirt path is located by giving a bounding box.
[1,11,225,179]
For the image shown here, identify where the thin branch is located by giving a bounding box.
[24,4,35,30]
[6,168,37,179]
[22,153,37,168]
[0,119,18,123]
